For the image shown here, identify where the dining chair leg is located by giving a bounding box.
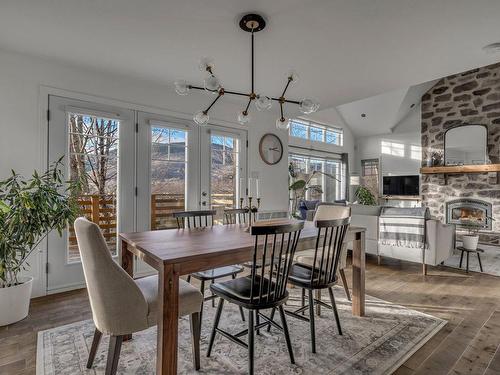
[231,274,245,322]
[199,279,205,331]
[255,310,260,335]
[301,288,306,315]
[459,250,464,268]
[315,290,321,316]
[207,298,224,358]
[308,290,316,353]
[328,287,343,335]
[190,312,201,370]
[339,269,351,301]
[267,307,276,332]
[239,306,246,322]
[105,335,123,375]
[211,279,215,307]
[278,305,295,364]
[86,328,102,369]
[247,309,255,375]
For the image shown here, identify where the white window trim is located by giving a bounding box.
[289,119,343,146]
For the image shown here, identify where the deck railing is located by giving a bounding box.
[69,193,235,259]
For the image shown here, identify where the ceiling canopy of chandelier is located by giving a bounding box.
[174,13,320,129]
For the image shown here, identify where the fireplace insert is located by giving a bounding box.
[446,198,492,230]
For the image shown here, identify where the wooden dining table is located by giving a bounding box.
[119,220,366,375]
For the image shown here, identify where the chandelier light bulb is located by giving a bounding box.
[174,80,190,96]
[254,95,272,111]
[204,74,222,93]
[193,111,209,126]
[299,98,320,114]
[287,70,300,85]
[276,117,290,130]
[198,57,215,72]
[237,111,251,125]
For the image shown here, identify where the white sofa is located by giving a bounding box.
[311,204,455,274]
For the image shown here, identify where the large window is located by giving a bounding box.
[289,119,343,146]
[289,153,342,202]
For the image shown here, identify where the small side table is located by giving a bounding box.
[457,246,484,273]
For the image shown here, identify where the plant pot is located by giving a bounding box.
[0,277,33,326]
[462,235,479,251]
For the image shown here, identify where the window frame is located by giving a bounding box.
[289,119,343,146]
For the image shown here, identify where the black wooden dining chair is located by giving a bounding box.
[207,221,304,375]
[284,213,351,353]
[223,208,249,224]
[173,210,245,323]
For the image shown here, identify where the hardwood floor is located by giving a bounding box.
[2,255,500,374]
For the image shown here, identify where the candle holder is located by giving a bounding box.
[240,196,261,231]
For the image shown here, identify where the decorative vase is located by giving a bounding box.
[0,277,33,326]
[462,235,479,251]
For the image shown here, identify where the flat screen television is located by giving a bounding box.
[382,175,419,196]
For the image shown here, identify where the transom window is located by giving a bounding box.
[381,140,405,157]
[289,119,343,146]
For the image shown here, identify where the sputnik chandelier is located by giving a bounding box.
[174,13,320,129]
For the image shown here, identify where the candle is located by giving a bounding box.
[255,178,260,198]
[239,177,245,198]
[248,178,253,197]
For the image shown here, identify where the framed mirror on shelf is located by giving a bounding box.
[444,124,488,166]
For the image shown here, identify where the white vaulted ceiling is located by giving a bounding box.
[1,0,499,120]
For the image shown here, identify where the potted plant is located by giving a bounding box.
[460,216,493,250]
[354,186,377,205]
[0,158,80,326]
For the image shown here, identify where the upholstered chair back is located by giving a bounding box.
[74,217,149,336]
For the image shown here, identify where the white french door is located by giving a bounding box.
[46,96,135,292]
[136,115,247,230]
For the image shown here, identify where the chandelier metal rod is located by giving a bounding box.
[203,92,223,113]
[189,85,300,105]
[251,30,255,95]
[244,97,252,114]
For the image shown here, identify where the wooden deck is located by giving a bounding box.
[3,256,500,374]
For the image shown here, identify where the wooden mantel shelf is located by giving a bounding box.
[420,164,500,174]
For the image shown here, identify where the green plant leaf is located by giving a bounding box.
[289,180,306,191]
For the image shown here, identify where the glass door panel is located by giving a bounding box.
[47,96,135,292]
[200,126,247,224]
[150,126,188,230]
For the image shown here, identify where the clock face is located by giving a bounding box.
[259,133,283,165]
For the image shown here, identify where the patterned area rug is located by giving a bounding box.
[37,287,445,374]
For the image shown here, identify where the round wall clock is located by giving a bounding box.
[259,133,283,165]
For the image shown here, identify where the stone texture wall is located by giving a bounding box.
[421,62,500,245]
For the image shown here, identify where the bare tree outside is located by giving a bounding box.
[68,113,119,260]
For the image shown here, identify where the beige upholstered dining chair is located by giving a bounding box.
[294,204,352,301]
[74,217,203,375]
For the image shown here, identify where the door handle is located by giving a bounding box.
[202,191,207,197]
[201,201,207,206]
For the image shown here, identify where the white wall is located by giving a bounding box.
[354,104,422,181]
[0,48,290,296]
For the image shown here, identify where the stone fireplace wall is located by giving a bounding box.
[421,61,500,245]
